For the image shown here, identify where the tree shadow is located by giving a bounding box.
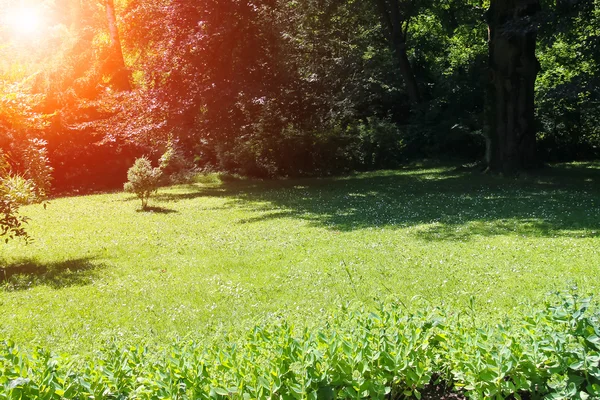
[0,258,105,291]
[154,164,600,240]
[152,184,257,202]
[137,206,178,214]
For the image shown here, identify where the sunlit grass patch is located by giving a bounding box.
[1,163,599,355]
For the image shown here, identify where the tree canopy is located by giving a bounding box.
[0,0,598,191]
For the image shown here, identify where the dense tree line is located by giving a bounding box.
[0,0,598,191]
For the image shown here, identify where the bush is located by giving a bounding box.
[1,175,38,206]
[159,139,194,184]
[1,291,599,399]
[0,194,29,243]
[210,117,409,178]
[0,152,33,243]
[20,138,53,199]
[124,157,162,210]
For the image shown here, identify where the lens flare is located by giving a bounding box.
[3,7,41,36]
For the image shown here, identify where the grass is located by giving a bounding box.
[1,163,599,355]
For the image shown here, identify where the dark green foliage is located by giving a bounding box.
[220,117,407,177]
[1,292,599,399]
[1,0,599,186]
[535,0,600,162]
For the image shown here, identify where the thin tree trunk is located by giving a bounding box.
[373,0,421,104]
[485,0,540,174]
[105,0,130,91]
[394,40,421,104]
[69,0,82,31]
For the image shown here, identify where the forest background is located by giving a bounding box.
[0,0,599,194]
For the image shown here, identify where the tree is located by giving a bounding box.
[2,0,597,186]
[535,0,600,161]
[372,0,422,104]
[124,156,161,210]
[104,0,130,91]
[484,0,541,174]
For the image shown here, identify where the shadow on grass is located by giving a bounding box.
[155,164,600,240]
[137,206,178,214]
[0,258,105,291]
[153,185,250,202]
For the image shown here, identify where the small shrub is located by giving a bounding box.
[20,138,53,199]
[159,139,194,184]
[2,175,38,205]
[124,157,162,210]
[0,153,32,243]
[0,195,29,243]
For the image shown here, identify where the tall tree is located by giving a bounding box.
[372,0,422,104]
[485,0,541,174]
[69,0,82,30]
[105,0,130,91]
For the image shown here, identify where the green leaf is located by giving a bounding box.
[587,335,600,349]
[569,360,585,370]
[213,387,229,396]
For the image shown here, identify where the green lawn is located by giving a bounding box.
[1,164,599,355]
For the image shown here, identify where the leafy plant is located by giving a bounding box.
[124,156,162,210]
[0,153,30,243]
[159,138,194,184]
[20,138,53,200]
[1,292,600,399]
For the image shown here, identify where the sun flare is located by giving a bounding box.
[3,7,41,36]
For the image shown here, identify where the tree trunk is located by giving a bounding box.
[485,0,541,174]
[105,0,130,91]
[373,0,421,104]
[69,0,82,31]
[394,40,421,105]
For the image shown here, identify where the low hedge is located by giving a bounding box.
[1,291,599,399]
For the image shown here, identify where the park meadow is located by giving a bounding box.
[1,0,599,396]
[1,164,600,398]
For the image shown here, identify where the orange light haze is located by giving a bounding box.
[2,6,42,36]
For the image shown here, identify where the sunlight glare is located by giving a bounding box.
[3,7,42,36]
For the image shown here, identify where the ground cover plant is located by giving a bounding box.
[1,163,599,360]
[1,291,600,399]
